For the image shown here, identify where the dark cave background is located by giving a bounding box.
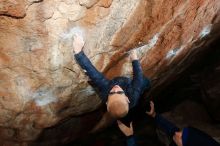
[67,38,220,146]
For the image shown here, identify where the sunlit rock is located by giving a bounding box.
[0,0,220,145]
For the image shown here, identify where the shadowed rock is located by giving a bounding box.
[0,0,220,145]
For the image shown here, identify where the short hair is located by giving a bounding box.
[107,100,128,118]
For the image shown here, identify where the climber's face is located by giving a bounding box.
[106,85,130,118]
[109,85,125,96]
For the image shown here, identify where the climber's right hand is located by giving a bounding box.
[73,34,85,54]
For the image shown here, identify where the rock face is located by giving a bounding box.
[0,0,220,145]
[154,39,220,122]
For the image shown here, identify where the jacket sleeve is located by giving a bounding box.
[74,51,109,94]
[155,114,180,137]
[126,135,138,146]
[130,60,150,106]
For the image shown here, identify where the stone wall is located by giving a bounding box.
[0,0,220,145]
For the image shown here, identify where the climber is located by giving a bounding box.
[117,101,220,146]
[72,33,150,122]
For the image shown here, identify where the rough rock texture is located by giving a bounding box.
[200,61,220,122]
[158,100,220,145]
[152,40,220,145]
[154,38,220,122]
[0,0,220,145]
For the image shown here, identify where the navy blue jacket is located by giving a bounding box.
[182,126,220,146]
[155,114,180,137]
[126,114,220,146]
[155,115,220,146]
[126,135,137,146]
[124,114,179,146]
[74,51,150,109]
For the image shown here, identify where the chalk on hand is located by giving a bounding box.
[61,26,84,40]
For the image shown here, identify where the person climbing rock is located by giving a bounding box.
[72,33,150,124]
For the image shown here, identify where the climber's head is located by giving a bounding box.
[107,85,130,118]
